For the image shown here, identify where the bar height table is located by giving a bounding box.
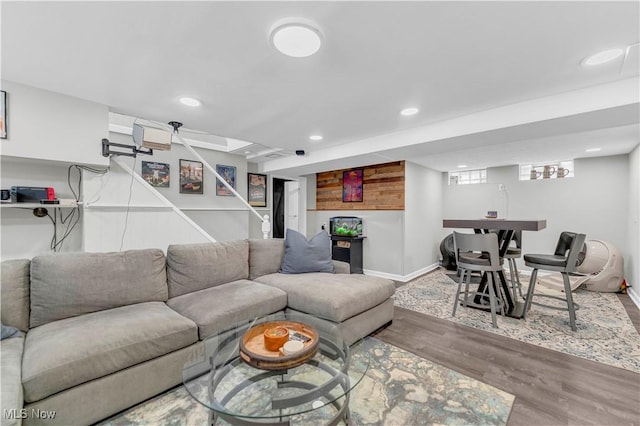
[443,219,547,318]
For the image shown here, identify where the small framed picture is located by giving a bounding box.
[179,159,203,194]
[343,169,363,202]
[248,173,267,207]
[216,164,236,196]
[142,161,170,188]
[1,91,7,139]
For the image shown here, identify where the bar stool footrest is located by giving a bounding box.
[528,293,580,312]
[460,293,505,310]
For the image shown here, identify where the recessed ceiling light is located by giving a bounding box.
[400,107,419,116]
[270,18,323,58]
[585,147,602,153]
[179,97,201,107]
[309,135,323,141]
[581,48,624,66]
[457,164,468,168]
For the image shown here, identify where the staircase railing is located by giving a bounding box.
[169,128,271,239]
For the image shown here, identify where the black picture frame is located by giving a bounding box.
[216,164,236,196]
[141,161,170,188]
[179,159,204,194]
[248,173,267,207]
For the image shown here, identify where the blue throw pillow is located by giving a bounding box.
[1,323,23,340]
[280,229,335,274]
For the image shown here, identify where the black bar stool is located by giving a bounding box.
[522,231,586,331]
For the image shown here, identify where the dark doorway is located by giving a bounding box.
[272,178,290,238]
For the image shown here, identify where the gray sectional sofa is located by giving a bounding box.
[0,238,395,426]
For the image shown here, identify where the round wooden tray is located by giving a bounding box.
[239,321,319,370]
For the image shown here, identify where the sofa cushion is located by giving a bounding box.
[29,249,168,328]
[167,241,249,298]
[22,302,198,403]
[1,336,24,426]
[280,230,334,274]
[1,259,31,332]
[167,279,287,339]
[248,238,285,279]
[254,273,395,322]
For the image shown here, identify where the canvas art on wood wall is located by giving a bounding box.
[343,169,363,202]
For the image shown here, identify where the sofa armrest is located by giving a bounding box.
[1,336,24,426]
[333,260,351,274]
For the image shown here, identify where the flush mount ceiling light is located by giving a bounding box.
[457,164,468,168]
[581,48,624,66]
[400,107,419,116]
[270,18,323,58]
[586,147,602,152]
[179,97,201,107]
[309,135,323,141]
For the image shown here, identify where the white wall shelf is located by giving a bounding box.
[83,203,173,210]
[0,202,79,209]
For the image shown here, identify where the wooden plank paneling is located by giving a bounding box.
[316,161,405,211]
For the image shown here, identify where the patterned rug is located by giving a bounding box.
[100,339,514,426]
[394,268,640,374]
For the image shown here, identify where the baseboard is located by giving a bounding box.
[628,286,640,310]
[364,263,439,283]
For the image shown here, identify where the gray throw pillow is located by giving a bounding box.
[280,229,335,274]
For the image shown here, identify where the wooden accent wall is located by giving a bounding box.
[316,161,405,210]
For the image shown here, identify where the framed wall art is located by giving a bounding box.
[216,164,236,196]
[179,159,203,194]
[248,173,267,207]
[142,161,170,188]
[342,169,363,202]
[1,91,7,139]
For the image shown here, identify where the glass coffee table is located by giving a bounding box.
[182,311,371,425]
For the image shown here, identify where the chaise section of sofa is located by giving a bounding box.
[20,249,199,426]
[248,238,395,344]
[166,240,288,340]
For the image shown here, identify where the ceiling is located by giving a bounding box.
[2,1,639,176]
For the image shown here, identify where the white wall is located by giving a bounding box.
[309,210,405,276]
[306,164,443,280]
[443,155,632,279]
[627,145,639,305]
[82,157,215,252]
[0,80,109,166]
[404,161,443,276]
[0,81,109,260]
[82,130,261,251]
[0,81,261,260]
[0,158,84,259]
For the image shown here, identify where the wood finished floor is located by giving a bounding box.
[373,295,640,426]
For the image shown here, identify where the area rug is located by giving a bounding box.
[394,268,640,374]
[100,339,514,426]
